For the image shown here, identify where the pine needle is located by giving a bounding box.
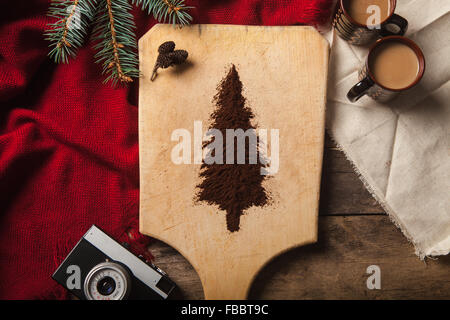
[132,0,193,27]
[45,0,97,63]
[93,0,140,85]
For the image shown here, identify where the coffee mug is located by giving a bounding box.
[347,36,425,102]
[333,0,408,45]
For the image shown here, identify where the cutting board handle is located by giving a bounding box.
[199,262,259,299]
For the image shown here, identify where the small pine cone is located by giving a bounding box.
[158,41,176,54]
[168,50,188,65]
[156,53,174,69]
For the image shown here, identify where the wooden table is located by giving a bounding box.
[148,135,450,300]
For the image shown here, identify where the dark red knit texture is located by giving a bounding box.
[0,0,333,299]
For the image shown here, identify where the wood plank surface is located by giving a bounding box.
[320,136,384,215]
[147,136,450,300]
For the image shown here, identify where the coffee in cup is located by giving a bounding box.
[369,41,419,90]
[346,0,391,26]
[333,0,408,45]
[347,36,425,102]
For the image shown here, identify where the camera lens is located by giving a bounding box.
[97,276,116,296]
[84,261,131,300]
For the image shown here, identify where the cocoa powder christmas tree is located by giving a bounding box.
[196,65,269,232]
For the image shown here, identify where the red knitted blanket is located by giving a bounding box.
[0,0,333,299]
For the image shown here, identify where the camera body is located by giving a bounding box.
[52,225,176,300]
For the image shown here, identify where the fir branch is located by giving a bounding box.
[93,0,140,85]
[44,0,194,85]
[132,0,193,26]
[45,0,97,63]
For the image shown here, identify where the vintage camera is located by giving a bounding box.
[52,225,176,300]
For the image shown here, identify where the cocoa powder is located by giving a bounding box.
[196,65,269,232]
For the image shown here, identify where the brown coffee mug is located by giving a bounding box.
[347,36,425,102]
[333,0,408,45]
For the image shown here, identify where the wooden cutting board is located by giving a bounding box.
[139,24,329,299]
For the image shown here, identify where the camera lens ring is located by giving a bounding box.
[84,261,131,300]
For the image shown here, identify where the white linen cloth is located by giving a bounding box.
[325,0,450,258]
